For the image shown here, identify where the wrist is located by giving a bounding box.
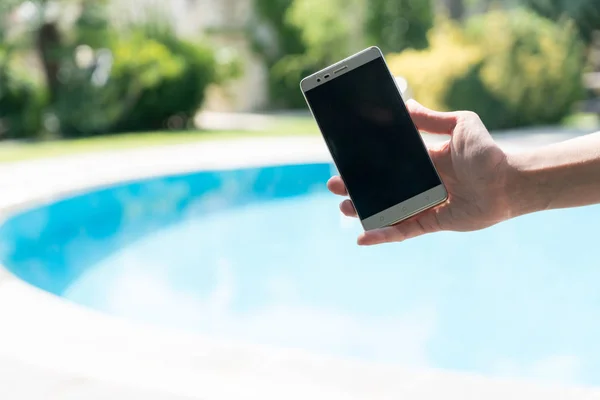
[503,151,552,219]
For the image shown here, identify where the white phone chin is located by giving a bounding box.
[300,46,447,231]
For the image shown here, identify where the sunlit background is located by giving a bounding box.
[1,0,600,398]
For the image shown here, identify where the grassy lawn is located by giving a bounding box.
[562,112,600,129]
[1,111,597,164]
[0,116,320,164]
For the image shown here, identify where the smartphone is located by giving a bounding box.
[300,46,447,231]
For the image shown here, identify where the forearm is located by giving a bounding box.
[506,132,600,218]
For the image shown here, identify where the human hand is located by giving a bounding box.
[327,100,513,246]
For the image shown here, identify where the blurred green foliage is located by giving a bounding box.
[63,4,220,137]
[456,9,585,128]
[0,1,48,140]
[251,0,316,108]
[286,0,365,66]
[523,0,600,43]
[0,0,222,139]
[366,0,434,53]
[0,53,45,139]
[253,0,434,109]
[74,0,113,48]
[54,35,188,136]
[111,24,218,134]
[388,21,481,112]
[389,9,585,130]
[0,0,594,137]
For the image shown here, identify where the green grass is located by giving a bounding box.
[562,112,600,129]
[0,116,320,164]
[5,111,595,164]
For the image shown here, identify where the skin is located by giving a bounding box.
[327,100,600,246]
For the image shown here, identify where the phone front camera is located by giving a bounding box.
[317,78,321,82]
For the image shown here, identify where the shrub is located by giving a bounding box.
[365,0,434,53]
[48,1,220,137]
[523,0,600,43]
[0,1,219,138]
[75,0,113,48]
[55,33,217,137]
[252,0,311,108]
[253,0,365,108]
[454,10,585,129]
[110,15,221,132]
[387,21,481,112]
[286,0,366,67]
[112,33,217,133]
[54,35,187,137]
[0,54,45,139]
[388,10,585,130]
[254,0,435,109]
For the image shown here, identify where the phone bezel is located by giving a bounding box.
[300,46,447,231]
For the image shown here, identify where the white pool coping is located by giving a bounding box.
[1,134,599,399]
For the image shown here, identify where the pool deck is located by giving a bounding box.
[1,132,600,399]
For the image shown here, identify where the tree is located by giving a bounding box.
[251,0,308,108]
[252,0,437,108]
[523,0,600,43]
[366,0,434,53]
[286,0,366,67]
[1,0,110,102]
[440,0,465,20]
[252,0,305,63]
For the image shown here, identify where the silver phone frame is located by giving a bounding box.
[300,46,448,231]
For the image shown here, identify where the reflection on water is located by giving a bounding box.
[1,163,600,387]
[0,163,332,293]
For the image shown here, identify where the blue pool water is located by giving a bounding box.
[1,162,599,387]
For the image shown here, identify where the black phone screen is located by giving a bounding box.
[304,57,442,219]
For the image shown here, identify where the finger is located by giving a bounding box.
[327,176,348,196]
[405,99,458,135]
[427,139,450,155]
[340,199,358,218]
[427,139,451,168]
[357,215,440,246]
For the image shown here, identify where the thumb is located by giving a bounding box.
[358,212,441,246]
[427,140,451,172]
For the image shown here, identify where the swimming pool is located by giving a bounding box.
[1,161,599,388]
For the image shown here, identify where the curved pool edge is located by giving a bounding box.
[1,273,599,400]
[1,135,599,399]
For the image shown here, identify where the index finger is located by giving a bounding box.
[406,99,458,135]
[327,176,348,196]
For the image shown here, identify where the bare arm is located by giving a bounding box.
[328,100,600,246]
[507,132,600,218]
